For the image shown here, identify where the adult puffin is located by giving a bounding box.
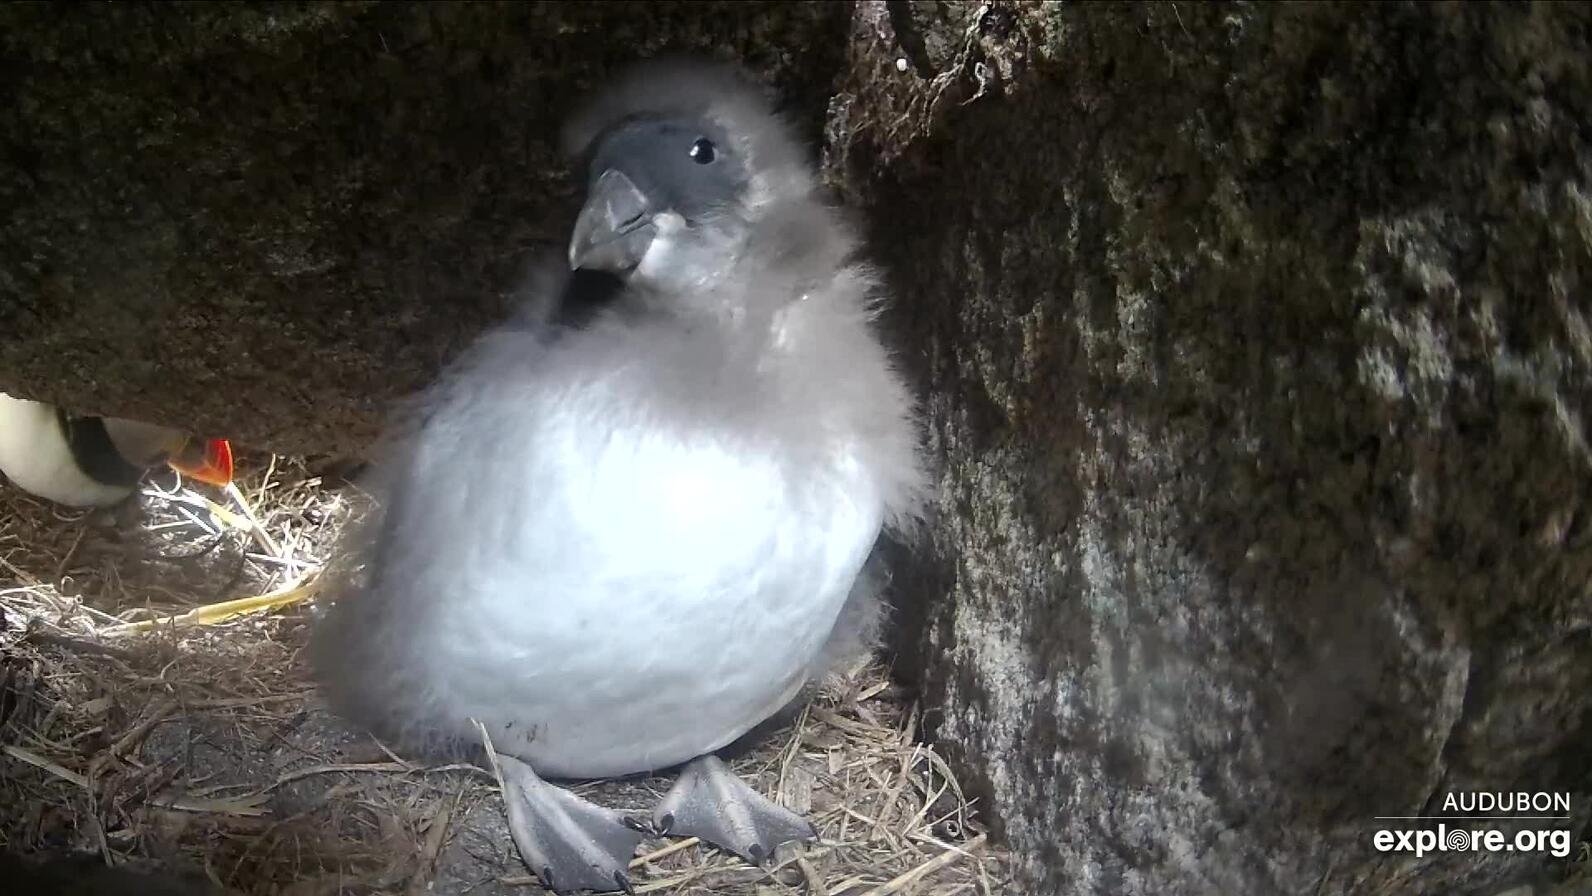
[0,392,234,507]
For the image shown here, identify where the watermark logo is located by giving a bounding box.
[1373,824,1571,859]
[1373,791,1573,859]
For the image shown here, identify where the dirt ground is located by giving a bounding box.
[0,454,1011,895]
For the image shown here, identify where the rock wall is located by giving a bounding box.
[834,3,1592,894]
[0,1,846,452]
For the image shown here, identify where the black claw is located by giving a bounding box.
[615,870,635,895]
[541,865,556,892]
[621,814,651,834]
[656,812,675,835]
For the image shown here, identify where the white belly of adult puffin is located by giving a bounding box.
[312,58,927,894]
[0,392,233,507]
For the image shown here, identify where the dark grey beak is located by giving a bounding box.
[569,169,657,273]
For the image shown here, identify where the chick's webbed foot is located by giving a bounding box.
[652,754,817,865]
[496,754,644,894]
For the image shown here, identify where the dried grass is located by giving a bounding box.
[0,455,1011,895]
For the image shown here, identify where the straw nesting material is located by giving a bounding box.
[0,455,1010,895]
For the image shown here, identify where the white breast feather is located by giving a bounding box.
[334,377,884,778]
[0,393,133,507]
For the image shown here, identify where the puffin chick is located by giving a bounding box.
[312,58,927,894]
[0,392,233,508]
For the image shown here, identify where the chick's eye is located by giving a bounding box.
[689,138,716,164]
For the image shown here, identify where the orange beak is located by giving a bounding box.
[167,438,234,488]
